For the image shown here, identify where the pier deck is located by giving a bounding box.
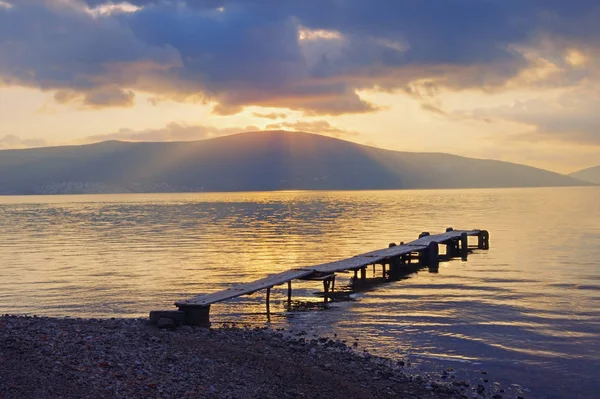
[165,228,489,326]
[175,269,313,307]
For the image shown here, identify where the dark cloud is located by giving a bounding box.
[55,86,135,108]
[1,0,600,114]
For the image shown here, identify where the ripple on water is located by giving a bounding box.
[0,188,599,399]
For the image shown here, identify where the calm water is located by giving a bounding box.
[1,188,599,398]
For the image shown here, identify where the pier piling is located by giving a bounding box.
[460,232,469,259]
[427,241,439,267]
[478,230,490,249]
[266,287,271,314]
[178,305,211,327]
[168,228,489,326]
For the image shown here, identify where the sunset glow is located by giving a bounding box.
[1,1,599,173]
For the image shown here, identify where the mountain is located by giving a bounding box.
[570,165,600,184]
[0,130,590,194]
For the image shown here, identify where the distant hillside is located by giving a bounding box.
[0,131,590,194]
[570,165,600,184]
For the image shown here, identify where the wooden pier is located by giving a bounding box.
[151,228,489,327]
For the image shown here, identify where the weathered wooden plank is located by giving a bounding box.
[358,244,427,259]
[175,229,483,308]
[307,255,383,274]
[176,269,313,307]
[299,273,336,281]
[404,230,480,246]
[354,231,479,259]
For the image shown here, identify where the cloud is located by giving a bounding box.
[0,120,356,150]
[464,84,600,145]
[1,0,600,116]
[0,134,48,149]
[55,86,135,108]
[420,103,447,116]
[265,120,359,138]
[93,120,359,144]
[252,112,288,120]
[82,122,259,143]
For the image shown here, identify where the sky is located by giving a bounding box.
[1,0,599,174]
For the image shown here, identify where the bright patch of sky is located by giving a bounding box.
[1,0,599,173]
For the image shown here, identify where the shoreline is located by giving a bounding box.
[0,315,478,399]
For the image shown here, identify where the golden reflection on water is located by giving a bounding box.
[0,188,598,317]
[1,187,600,398]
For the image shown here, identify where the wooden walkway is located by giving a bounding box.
[160,228,489,326]
[175,269,313,307]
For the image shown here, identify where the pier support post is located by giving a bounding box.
[178,305,211,327]
[427,242,440,273]
[460,232,469,259]
[427,241,439,267]
[360,267,367,281]
[447,240,459,257]
[323,280,330,303]
[266,287,271,314]
[287,281,292,305]
[386,243,394,278]
[396,242,405,265]
[478,230,490,250]
[389,256,400,277]
[421,241,439,268]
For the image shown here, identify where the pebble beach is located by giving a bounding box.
[0,315,479,399]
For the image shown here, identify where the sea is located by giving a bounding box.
[1,187,599,398]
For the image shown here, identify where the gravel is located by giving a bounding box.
[0,315,470,399]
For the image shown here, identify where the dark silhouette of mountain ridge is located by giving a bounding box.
[0,130,590,194]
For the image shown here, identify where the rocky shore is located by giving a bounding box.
[1,315,475,399]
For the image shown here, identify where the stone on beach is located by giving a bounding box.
[0,315,469,399]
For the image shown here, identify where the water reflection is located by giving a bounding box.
[1,187,599,398]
